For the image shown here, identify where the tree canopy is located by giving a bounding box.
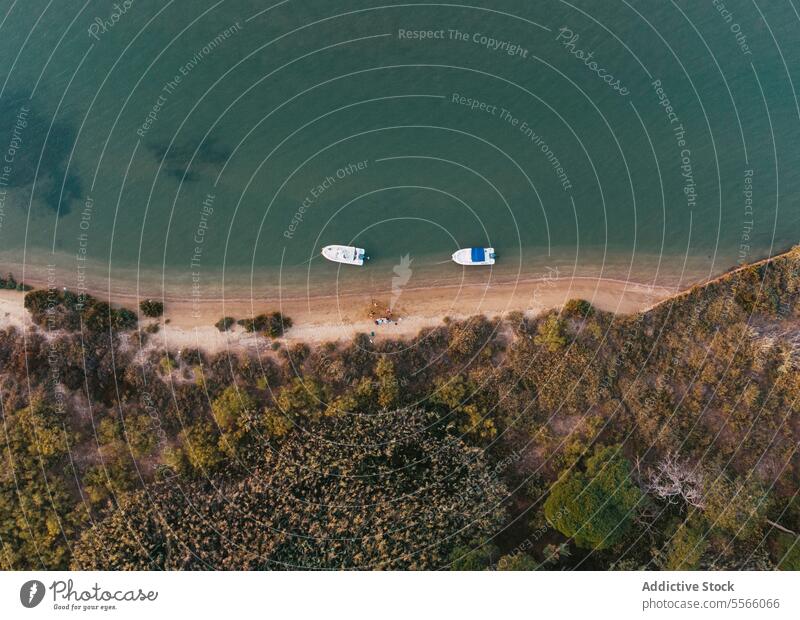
[544,445,642,550]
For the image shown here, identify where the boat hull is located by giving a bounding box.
[452,247,496,266]
[321,245,366,266]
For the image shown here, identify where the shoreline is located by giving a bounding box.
[7,242,798,353]
[0,273,676,353]
[0,245,723,300]
[7,247,795,353]
[0,246,781,353]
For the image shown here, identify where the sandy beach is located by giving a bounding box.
[0,273,676,354]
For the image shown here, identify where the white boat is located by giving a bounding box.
[452,247,496,266]
[321,245,368,266]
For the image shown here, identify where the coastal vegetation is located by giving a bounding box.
[71,410,506,570]
[237,312,292,337]
[215,316,236,332]
[0,272,31,291]
[24,288,137,332]
[1,248,799,570]
[139,299,164,318]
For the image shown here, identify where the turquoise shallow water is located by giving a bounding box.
[0,0,798,298]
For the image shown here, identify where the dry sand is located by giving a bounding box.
[0,275,676,354]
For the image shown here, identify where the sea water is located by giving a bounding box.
[0,0,797,299]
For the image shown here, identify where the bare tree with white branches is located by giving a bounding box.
[646,453,706,509]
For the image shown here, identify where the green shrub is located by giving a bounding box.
[215,316,235,331]
[544,445,642,550]
[139,299,164,317]
[448,543,499,570]
[159,356,175,374]
[237,312,292,337]
[773,532,800,570]
[563,298,595,318]
[496,553,538,570]
[23,288,137,332]
[534,314,567,351]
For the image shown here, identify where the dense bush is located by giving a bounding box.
[72,409,507,569]
[544,445,642,550]
[215,316,235,331]
[0,272,31,290]
[562,298,595,318]
[139,299,164,317]
[0,395,79,569]
[237,311,292,337]
[24,288,137,332]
